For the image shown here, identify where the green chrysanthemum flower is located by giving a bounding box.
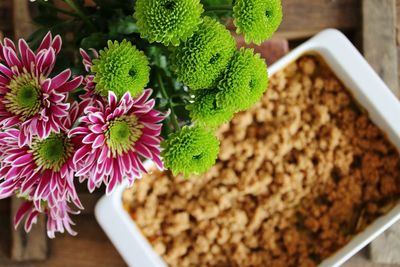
[134,0,204,46]
[217,48,268,111]
[161,126,220,176]
[171,16,236,90]
[188,90,234,128]
[92,40,150,98]
[233,0,283,45]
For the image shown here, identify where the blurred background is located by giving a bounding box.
[0,0,399,266]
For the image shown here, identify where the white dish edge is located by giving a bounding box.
[95,29,400,267]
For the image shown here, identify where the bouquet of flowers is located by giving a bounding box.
[0,0,282,237]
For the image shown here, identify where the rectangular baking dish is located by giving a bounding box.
[95,29,400,267]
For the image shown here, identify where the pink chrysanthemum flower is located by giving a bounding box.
[79,48,99,103]
[0,102,84,211]
[15,198,79,238]
[69,89,167,194]
[0,32,83,145]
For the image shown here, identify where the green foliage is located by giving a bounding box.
[233,0,282,44]
[201,0,232,19]
[161,126,220,176]
[188,90,234,128]
[201,0,232,5]
[92,40,150,98]
[134,0,204,46]
[217,48,269,111]
[171,17,236,90]
[28,0,281,175]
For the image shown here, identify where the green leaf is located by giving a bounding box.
[80,32,108,50]
[202,0,232,5]
[33,15,62,27]
[94,0,134,13]
[155,97,169,109]
[108,16,139,35]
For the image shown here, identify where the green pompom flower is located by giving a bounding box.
[217,48,268,111]
[134,0,204,46]
[233,0,282,45]
[162,126,220,176]
[171,16,236,90]
[92,40,150,98]
[188,90,234,128]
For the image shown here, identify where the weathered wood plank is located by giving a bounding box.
[9,3,44,257]
[12,0,35,39]
[0,0,13,38]
[79,193,103,215]
[363,0,400,263]
[0,200,10,260]
[397,0,400,96]
[235,35,289,65]
[0,215,127,267]
[227,0,361,40]
[369,223,400,264]
[0,200,9,213]
[363,0,399,96]
[278,0,361,39]
[10,197,48,261]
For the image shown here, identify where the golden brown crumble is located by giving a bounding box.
[123,55,400,267]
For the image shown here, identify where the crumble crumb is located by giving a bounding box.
[123,55,400,267]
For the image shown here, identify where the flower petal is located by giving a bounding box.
[57,76,83,92]
[14,201,32,228]
[50,69,71,90]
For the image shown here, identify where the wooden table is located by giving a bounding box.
[0,214,127,267]
[0,0,400,266]
[0,212,399,267]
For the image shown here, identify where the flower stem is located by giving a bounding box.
[36,0,79,17]
[204,5,232,12]
[63,0,96,31]
[156,72,180,131]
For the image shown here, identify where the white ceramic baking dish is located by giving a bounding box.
[95,29,400,267]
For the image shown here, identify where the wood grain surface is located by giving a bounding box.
[0,0,13,38]
[0,215,127,267]
[5,0,46,261]
[363,0,399,97]
[1,212,398,267]
[276,0,361,39]
[227,0,361,40]
[362,0,400,264]
[0,0,398,266]
[10,197,48,261]
[12,0,36,39]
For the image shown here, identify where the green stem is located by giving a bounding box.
[63,0,96,31]
[204,5,232,12]
[156,72,181,131]
[36,0,79,17]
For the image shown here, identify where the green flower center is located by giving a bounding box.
[249,78,256,89]
[209,53,221,64]
[163,1,175,10]
[31,134,74,172]
[192,153,203,161]
[106,115,143,157]
[4,72,41,119]
[129,68,137,78]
